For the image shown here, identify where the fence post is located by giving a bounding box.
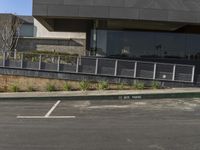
[21,53,24,69]
[153,63,157,80]
[134,61,137,78]
[172,64,176,81]
[191,66,195,83]
[2,52,6,67]
[57,56,60,72]
[95,58,99,75]
[39,55,42,70]
[14,49,17,60]
[76,57,79,73]
[114,59,118,76]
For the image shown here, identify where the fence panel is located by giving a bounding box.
[117,60,135,77]
[0,52,196,83]
[23,53,39,70]
[175,65,193,82]
[98,58,116,76]
[156,64,174,80]
[78,57,96,74]
[59,56,77,73]
[196,73,200,83]
[6,53,22,68]
[0,53,3,67]
[136,62,154,79]
[41,55,57,71]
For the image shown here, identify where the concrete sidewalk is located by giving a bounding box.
[0,88,200,100]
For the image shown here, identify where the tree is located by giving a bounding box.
[0,15,23,53]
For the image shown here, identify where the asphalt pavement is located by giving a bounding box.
[0,99,200,150]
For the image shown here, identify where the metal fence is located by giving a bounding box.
[0,52,195,83]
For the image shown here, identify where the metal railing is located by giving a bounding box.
[0,52,195,83]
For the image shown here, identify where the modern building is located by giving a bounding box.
[31,0,200,85]
[1,0,200,86]
[33,0,200,61]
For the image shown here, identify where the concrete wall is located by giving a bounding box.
[33,0,200,24]
[0,14,12,28]
[20,24,34,37]
[0,68,195,90]
[17,37,86,55]
[34,19,85,39]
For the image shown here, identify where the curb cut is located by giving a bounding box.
[0,92,200,101]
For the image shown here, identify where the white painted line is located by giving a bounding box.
[17,116,47,119]
[17,100,76,119]
[17,116,76,119]
[45,100,61,117]
[47,116,76,119]
[88,105,129,109]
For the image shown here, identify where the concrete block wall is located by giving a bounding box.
[17,37,86,55]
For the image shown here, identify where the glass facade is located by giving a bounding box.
[91,29,200,60]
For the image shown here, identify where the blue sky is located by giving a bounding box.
[0,0,32,15]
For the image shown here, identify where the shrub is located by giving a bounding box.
[63,82,71,91]
[10,85,19,92]
[28,86,34,92]
[98,81,109,90]
[151,81,161,89]
[46,84,56,92]
[79,81,90,91]
[117,83,125,90]
[133,81,145,90]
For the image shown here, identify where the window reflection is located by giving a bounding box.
[91,29,200,61]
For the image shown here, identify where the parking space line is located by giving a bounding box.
[17,116,45,119]
[17,116,76,119]
[16,100,76,119]
[45,100,61,117]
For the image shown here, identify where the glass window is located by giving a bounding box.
[91,29,200,60]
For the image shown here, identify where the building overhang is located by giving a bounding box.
[33,0,200,33]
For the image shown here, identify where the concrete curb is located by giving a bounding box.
[0,89,200,101]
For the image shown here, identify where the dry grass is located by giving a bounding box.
[0,75,148,92]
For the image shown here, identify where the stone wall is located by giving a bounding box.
[17,37,86,55]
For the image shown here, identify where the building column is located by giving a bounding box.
[93,20,98,56]
[86,21,93,56]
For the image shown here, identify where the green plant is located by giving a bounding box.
[63,82,71,91]
[46,84,56,92]
[79,81,90,91]
[118,83,125,90]
[151,81,161,89]
[28,86,34,92]
[133,81,145,90]
[98,81,109,90]
[10,85,19,92]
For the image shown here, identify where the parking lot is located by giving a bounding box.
[0,99,200,150]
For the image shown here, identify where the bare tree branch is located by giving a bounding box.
[0,15,23,53]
